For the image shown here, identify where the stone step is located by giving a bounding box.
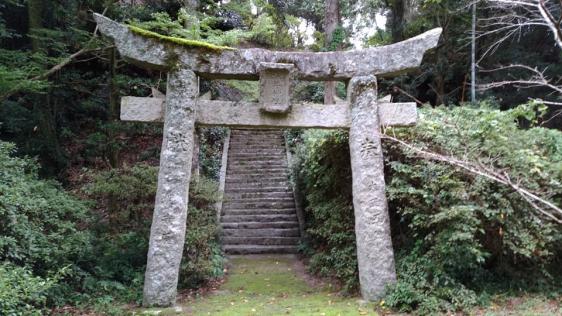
[221,221,299,229]
[225,178,289,184]
[228,148,285,153]
[229,139,284,144]
[224,184,291,190]
[228,163,288,169]
[231,130,283,135]
[222,236,299,246]
[229,138,283,142]
[225,191,294,199]
[225,187,291,193]
[231,132,283,136]
[222,201,295,209]
[231,130,283,134]
[228,165,287,170]
[223,245,297,255]
[226,170,287,176]
[228,153,286,159]
[224,197,295,203]
[222,208,297,216]
[222,214,297,223]
[225,186,291,192]
[229,146,285,151]
[227,155,287,162]
[222,228,300,237]
[226,175,288,181]
[229,142,283,146]
[226,170,288,176]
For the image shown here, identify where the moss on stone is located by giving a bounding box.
[128,25,235,53]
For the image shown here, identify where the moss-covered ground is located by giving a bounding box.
[140,255,378,316]
[135,255,561,316]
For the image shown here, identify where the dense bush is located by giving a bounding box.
[292,104,562,313]
[290,129,358,292]
[180,178,225,287]
[84,164,225,291]
[0,142,224,313]
[0,263,55,316]
[384,103,562,313]
[0,141,94,313]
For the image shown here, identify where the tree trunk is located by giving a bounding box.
[388,0,405,42]
[28,0,42,51]
[387,0,419,43]
[108,47,120,168]
[184,0,199,11]
[28,0,66,175]
[324,0,340,105]
[471,2,477,103]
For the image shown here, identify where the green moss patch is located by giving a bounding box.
[127,25,235,53]
[141,255,379,316]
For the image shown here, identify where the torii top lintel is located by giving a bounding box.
[94,13,442,81]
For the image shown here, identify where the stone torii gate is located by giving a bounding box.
[93,13,441,307]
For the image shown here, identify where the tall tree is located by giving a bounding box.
[385,0,418,42]
[324,0,340,105]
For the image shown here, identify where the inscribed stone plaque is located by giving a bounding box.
[259,62,294,114]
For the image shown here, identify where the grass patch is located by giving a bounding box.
[141,255,377,316]
[127,25,235,53]
[136,256,561,316]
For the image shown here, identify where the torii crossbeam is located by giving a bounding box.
[93,13,442,307]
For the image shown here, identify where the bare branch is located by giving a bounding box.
[480,0,562,57]
[476,64,562,104]
[381,132,562,224]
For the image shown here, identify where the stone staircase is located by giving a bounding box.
[221,129,300,254]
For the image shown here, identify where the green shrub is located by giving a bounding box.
[84,165,225,290]
[291,129,358,292]
[0,141,96,309]
[180,177,225,288]
[383,103,562,313]
[292,103,562,313]
[0,141,93,278]
[0,263,55,316]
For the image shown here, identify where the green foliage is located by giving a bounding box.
[198,127,229,180]
[383,103,562,313]
[180,178,225,288]
[327,25,346,51]
[0,141,93,275]
[293,104,562,313]
[84,163,158,229]
[129,9,256,48]
[0,142,224,313]
[291,129,358,292]
[292,82,347,103]
[84,164,225,290]
[0,263,55,316]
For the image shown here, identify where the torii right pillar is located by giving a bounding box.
[349,75,397,300]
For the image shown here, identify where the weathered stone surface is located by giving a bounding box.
[142,68,197,307]
[121,96,164,122]
[120,97,417,128]
[215,129,230,222]
[348,76,396,300]
[259,63,293,113]
[93,13,441,80]
[220,129,300,255]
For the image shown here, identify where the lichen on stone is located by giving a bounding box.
[127,25,235,53]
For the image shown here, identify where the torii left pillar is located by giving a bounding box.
[143,68,197,306]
